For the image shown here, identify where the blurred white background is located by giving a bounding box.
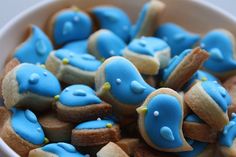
[0,0,235,29]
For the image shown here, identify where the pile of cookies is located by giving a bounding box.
[1,0,236,157]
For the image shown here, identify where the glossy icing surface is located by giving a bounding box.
[14,25,53,64]
[53,9,92,45]
[75,119,114,130]
[104,57,155,105]
[55,49,101,71]
[130,2,149,39]
[201,81,231,112]
[144,94,183,149]
[59,84,101,107]
[200,30,236,72]
[11,108,45,145]
[42,142,85,157]
[178,139,208,157]
[92,6,131,43]
[95,30,126,59]
[185,114,204,123]
[16,63,61,97]
[163,49,191,81]
[128,37,169,56]
[220,114,236,147]
[62,40,88,54]
[155,23,200,56]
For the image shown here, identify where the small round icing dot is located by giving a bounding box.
[160,126,175,141]
[116,78,122,85]
[106,123,113,128]
[29,73,40,84]
[62,58,69,64]
[73,15,80,22]
[24,109,38,123]
[130,80,146,94]
[153,111,159,117]
[54,95,60,101]
[63,21,74,35]
[97,118,101,121]
[73,89,87,96]
[43,72,48,76]
[35,39,47,56]
[57,143,76,153]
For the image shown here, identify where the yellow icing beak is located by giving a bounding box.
[136,106,147,114]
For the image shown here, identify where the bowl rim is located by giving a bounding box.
[0,0,236,156]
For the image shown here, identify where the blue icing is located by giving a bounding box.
[144,94,183,149]
[200,30,236,72]
[59,84,102,107]
[14,25,53,64]
[128,37,169,56]
[55,49,101,71]
[178,139,208,157]
[155,23,200,56]
[53,9,92,45]
[75,119,114,130]
[62,40,88,54]
[130,2,149,38]
[16,63,61,97]
[42,142,85,157]
[220,115,236,147]
[163,49,191,81]
[104,57,155,105]
[201,81,231,112]
[96,30,126,59]
[11,108,45,145]
[92,6,131,43]
[185,114,204,123]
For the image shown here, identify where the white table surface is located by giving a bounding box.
[0,0,236,29]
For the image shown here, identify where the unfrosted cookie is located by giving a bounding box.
[91,6,132,42]
[55,84,112,123]
[155,23,200,57]
[137,88,192,152]
[130,0,166,39]
[183,114,218,143]
[123,37,170,75]
[2,63,61,112]
[162,48,209,90]
[38,111,74,143]
[1,108,47,157]
[29,142,85,157]
[97,142,129,157]
[185,81,231,131]
[62,40,88,54]
[200,29,236,80]
[47,6,93,46]
[72,119,120,147]
[88,29,126,59]
[46,49,101,86]
[95,56,155,116]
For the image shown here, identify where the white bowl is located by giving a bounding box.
[0,0,236,156]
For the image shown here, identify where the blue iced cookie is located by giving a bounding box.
[55,84,112,123]
[88,29,126,59]
[219,113,236,157]
[130,0,165,39]
[29,142,85,157]
[91,6,131,43]
[155,23,200,57]
[1,108,47,157]
[183,114,218,143]
[162,48,208,90]
[46,49,101,86]
[95,56,155,116]
[13,25,53,64]
[200,29,236,79]
[137,88,192,152]
[62,40,88,54]
[123,36,170,75]
[48,7,93,46]
[2,63,61,112]
[178,139,214,157]
[72,119,120,146]
[185,81,231,131]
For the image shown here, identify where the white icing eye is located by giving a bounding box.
[153,111,159,117]
[97,117,101,121]
[116,78,122,85]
